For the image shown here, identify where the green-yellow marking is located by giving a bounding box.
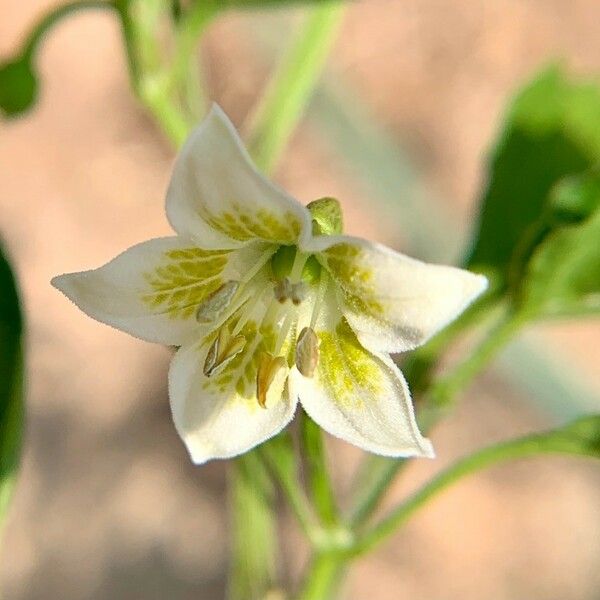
[141,247,232,319]
[318,319,381,407]
[322,244,384,315]
[204,202,302,243]
[202,321,278,405]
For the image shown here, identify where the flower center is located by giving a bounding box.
[196,241,331,407]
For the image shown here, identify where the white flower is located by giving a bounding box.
[52,105,487,464]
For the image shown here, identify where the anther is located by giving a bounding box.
[295,327,319,377]
[203,327,246,377]
[273,277,292,303]
[196,281,240,323]
[290,282,308,306]
[256,352,287,408]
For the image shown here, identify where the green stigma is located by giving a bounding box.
[270,246,321,284]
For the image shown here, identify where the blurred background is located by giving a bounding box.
[1,0,599,598]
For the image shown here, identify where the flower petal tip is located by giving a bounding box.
[420,438,436,459]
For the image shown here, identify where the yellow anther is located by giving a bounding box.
[196,280,240,323]
[256,352,287,408]
[203,327,246,377]
[295,326,319,377]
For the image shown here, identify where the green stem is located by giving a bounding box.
[114,0,191,146]
[351,427,596,557]
[347,456,405,528]
[402,290,502,396]
[300,412,338,526]
[168,0,217,111]
[137,82,190,147]
[228,453,278,600]
[295,553,345,600]
[21,0,114,60]
[248,1,346,172]
[113,0,141,86]
[347,292,502,529]
[257,436,318,542]
[426,307,525,413]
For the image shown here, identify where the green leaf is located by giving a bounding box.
[0,241,24,523]
[0,55,38,118]
[466,66,600,295]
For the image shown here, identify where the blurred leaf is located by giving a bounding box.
[221,0,345,7]
[0,55,38,118]
[466,66,600,295]
[0,242,24,523]
[521,180,600,317]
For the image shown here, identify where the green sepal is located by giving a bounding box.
[308,197,343,236]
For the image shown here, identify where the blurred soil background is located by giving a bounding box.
[1,0,599,598]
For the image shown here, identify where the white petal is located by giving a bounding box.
[166,104,312,248]
[169,336,297,464]
[289,295,433,458]
[305,235,487,353]
[52,237,273,346]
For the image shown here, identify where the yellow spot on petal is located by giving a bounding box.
[318,319,381,407]
[141,247,232,319]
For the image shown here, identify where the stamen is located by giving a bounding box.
[203,326,246,377]
[310,270,329,329]
[231,284,267,337]
[274,310,295,356]
[295,327,319,377]
[273,277,292,303]
[289,250,309,282]
[290,282,308,306]
[196,280,240,323]
[256,352,287,408]
[241,247,278,284]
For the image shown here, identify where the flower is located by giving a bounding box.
[52,105,487,464]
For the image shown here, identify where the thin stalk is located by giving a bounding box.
[427,307,525,410]
[114,0,198,146]
[295,552,346,600]
[300,412,338,526]
[21,0,114,60]
[113,0,141,87]
[351,430,589,557]
[347,293,502,528]
[137,81,190,146]
[228,453,278,600]
[257,439,319,543]
[402,290,502,396]
[347,456,405,528]
[168,0,218,112]
[247,1,346,172]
